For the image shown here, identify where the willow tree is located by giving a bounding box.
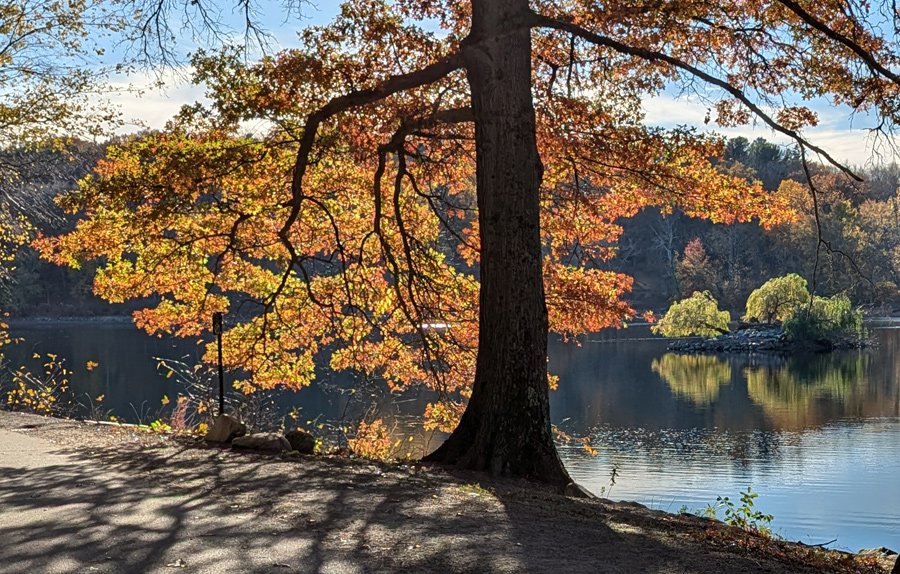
[41,0,900,486]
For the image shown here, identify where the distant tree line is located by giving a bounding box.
[612,136,900,314]
[0,140,148,316]
[1,136,898,317]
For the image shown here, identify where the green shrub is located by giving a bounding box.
[743,273,810,323]
[652,291,731,337]
[783,294,865,342]
[707,487,773,536]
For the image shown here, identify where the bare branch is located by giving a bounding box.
[776,0,900,86]
[267,54,465,312]
[799,148,875,295]
[529,11,863,182]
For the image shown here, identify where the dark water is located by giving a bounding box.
[4,320,900,551]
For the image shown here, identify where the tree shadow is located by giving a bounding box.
[0,441,810,573]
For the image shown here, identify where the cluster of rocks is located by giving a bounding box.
[668,326,790,353]
[203,414,315,455]
[857,547,900,573]
[667,323,869,354]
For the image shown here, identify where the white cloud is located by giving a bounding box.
[106,68,208,134]
[104,68,898,170]
[642,93,897,168]
[642,93,712,126]
[105,68,276,138]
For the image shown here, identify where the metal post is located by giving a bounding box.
[212,312,225,416]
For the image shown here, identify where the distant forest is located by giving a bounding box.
[3,136,899,317]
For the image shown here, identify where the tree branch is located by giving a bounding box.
[775,0,900,86]
[529,11,862,182]
[270,54,465,311]
[287,54,465,213]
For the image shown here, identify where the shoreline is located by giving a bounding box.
[665,324,872,354]
[0,409,897,574]
[6,313,898,330]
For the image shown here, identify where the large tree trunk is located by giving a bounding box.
[424,0,571,487]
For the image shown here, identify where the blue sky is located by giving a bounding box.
[107,0,891,167]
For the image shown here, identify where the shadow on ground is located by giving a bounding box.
[0,435,819,573]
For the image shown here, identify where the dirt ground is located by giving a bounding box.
[0,410,894,574]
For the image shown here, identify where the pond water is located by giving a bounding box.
[4,319,899,552]
[550,325,900,552]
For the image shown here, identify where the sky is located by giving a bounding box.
[106,0,894,168]
[641,93,890,168]
[110,75,885,167]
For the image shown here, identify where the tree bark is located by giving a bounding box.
[423,0,571,487]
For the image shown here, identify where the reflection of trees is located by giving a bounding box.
[744,354,870,429]
[574,426,784,469]
[651,354,732,405]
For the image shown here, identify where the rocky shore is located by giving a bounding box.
[667,325,869,354]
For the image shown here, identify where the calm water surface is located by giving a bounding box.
[5,320,900,551]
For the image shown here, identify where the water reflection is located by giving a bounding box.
[551,333,900,434]
[649,351,890,430]
[652,354,731,405]
[744,354,873,429]
[549,327,900,551]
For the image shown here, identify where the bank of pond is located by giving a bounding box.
[2,318,899,553]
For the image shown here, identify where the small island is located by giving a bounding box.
[653,274,869,354]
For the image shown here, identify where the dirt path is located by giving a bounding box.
[0,411,891,573]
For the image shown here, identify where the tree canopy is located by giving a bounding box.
[652,291,731,337]
[0,0,120,145]
[744,273,812,323]
[36,0,900,483]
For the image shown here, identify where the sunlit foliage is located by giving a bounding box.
[744,274,811,324]
[4,353,73,416]
[0,0,119,145]
[783,294,865,342]
[652,291,731,337]
[39,0,900,431]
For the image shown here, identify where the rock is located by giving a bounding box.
[857,547,899,573]
[285,429,316,454]
[666,326,793,354]
[858,547,897,557]
[204,415,246,444]
[231,432,291,453]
